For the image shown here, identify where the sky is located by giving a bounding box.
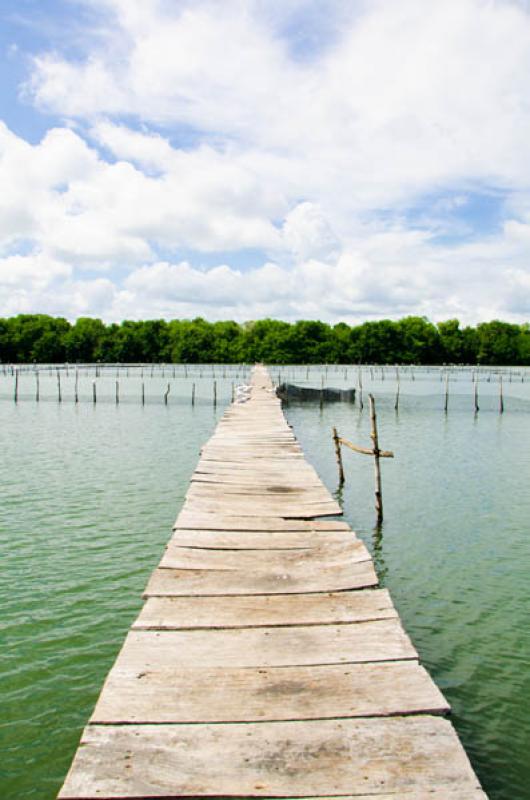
[1,0,530,324]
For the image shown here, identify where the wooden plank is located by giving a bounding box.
[180,501,342,519]
[58,716,481,799]
[105,620,417,668]
[173,513,350,531]
[133,588,398,630]
[91,660,449,723]
[159,539,371,570]
[143,559,378,596]
[168,528,357,549]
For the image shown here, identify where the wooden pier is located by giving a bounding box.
[59,365,486,799]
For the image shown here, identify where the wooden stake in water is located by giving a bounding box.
[332,427,345,485]
[115,380,120,405]
[57,369,62,403]
[474,378,479,413]
[14,368,18,403]
[369,394,384,524]
[444,373,449,414]
[35,370,40,402]
[394,378,400,412]
[74,369,79,404]
[358,369,364,410]
[141,382,145,406]
[499,376,504,414]
[164,383,171,405]
[333,398,393,524]
[191,382,195,406]
[92,380,97,404]
[320,374,324,410]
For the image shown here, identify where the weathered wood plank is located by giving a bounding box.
[159,539,371,571]
[58,716,481,799]
[105,620,417,668]
[173,513,350,531]
[144,559,378,596]
[169,528,357,550]
[133,588,397,630]
[91,660,449,723]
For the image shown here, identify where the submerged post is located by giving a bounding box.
[332,426,345,485]
[369,394,383,524]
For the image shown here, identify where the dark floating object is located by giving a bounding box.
[276,382,356,403]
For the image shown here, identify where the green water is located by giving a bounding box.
[1,367,529,799]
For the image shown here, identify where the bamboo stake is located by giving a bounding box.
[213,379,217,407]
[394,372,400,412]
[474,379,479,413]
[332,427,345,485]
[57,369,62,403]
[115,380,120,405]
[14,368,18,403]
[369,394,383,524]
[35,370,40,402]
[499,376,504,414]
[191,382,196,406]
[444,373,449,414]
[74,369,79,404]
[92,380,97,404]
[164,382,170,405]
[141,382,145,406]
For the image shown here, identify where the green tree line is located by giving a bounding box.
[1,314,529,365]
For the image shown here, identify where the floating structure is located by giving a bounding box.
[276,381,356,403]
[59,366,486,799]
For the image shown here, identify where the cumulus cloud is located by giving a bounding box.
[1,0,530,322]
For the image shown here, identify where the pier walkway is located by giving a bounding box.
[59,366,486,799]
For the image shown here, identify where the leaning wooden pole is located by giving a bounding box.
[332,426,345,485]
[369,394,383,524]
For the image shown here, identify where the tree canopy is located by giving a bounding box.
[0,314,528,365]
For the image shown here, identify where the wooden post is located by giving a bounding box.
[74,369,79,404]
[92,380,97,404]
[358,368,364,410]
[141,382,145,406]
[191,382,196,406]
[369,394,383,524]
[474,378,479,413]
[57,369,62,403]
[35,370,40,402]
[499,376,504,414]
[213,380,217,407]
[332,427,345,485]
[444,373,449,414]
[164,383,170,405]
[394,373,400,412]
[14,368,18,403]
[116,380,120,405]
[320,374,324,410]
[231,382,234,402]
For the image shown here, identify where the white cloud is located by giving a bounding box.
[1,0,530,323]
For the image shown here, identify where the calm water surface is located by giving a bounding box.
[1,366,529,800]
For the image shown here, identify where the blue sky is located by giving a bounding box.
[0,0,530,323]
